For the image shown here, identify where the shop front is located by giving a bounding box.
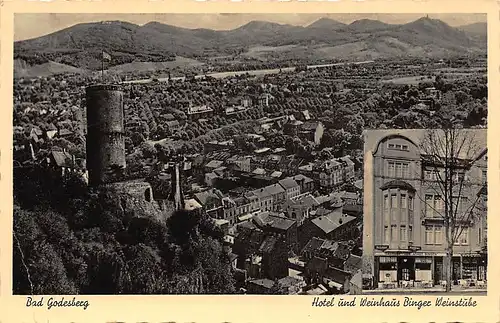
[375,254,436,289]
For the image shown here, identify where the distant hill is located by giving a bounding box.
[306,18,346,30]
[458,22,487,36]
[347,19,395,32]
[14,17,487,72]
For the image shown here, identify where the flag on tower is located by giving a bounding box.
[103,51,112,62]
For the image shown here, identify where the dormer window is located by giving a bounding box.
[388,143,409,151]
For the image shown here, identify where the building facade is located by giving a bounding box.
[363,129,487,289]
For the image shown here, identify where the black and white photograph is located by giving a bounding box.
[12,13,487,296]
[362,128,487,295]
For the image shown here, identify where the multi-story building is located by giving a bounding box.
[363,129,487,289]
[279,177,301,200]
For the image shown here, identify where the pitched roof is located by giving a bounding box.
[184,199,202,211]
[205,160,224,169]
[248,278,275,289]
[302,237,326,255]
[306,256,328,273]
[256,212,296,231]
[194,189,223,206]
[292,174,314,184]
[301,121,321,131]
[50,150,74,167]
[311,212,357,234]
[279,177,300,190]
[344,254,363,274]
[259,235,278,253]
[58,128,73,136]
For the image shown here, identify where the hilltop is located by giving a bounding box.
[14,17,486,71]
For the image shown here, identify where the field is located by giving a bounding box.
[108,56,205,73]
[14,59,87,78]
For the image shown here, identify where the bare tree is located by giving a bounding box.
[418,127,486,292]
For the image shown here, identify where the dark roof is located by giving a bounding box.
[292,174,314,184]
[259,235,278,253]
[248,278,275,289]
[324,266,352,284]
[380,180,416,193]
[279,177,300,190]
[302,237,326,255]
[58,128,73,136]
[229,253,238,263]
[344,255,363,274]
[306,256,328,274]
[50,150,74,167]
[254,212,296,231]
[301,121,321,131]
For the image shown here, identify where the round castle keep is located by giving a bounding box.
[86,84,126,186]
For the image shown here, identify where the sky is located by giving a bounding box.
[14,13,486,41]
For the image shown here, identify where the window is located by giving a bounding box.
[396,163,402,178]
[384,195,389,223]
[458,227,469,245]
[391,194,397,221]
[425,226,434,244]
[435,195,443,214]
[454,171,466,182]
[424,169,439,181]
[425,195,434,217]
[482,170,487,184]
[391,225,397,242]
[391,194,397,208]
[401,194,407,209]
[403,163,410,177]
[388,143,409,151]
[425,194,442,218]
[434,226,442,245]
[388,162,395,177]
[408,226,413,241]
[408,196,414,224]
[400,226,407,241]
[384,226,390,244]
[388,161,409,178]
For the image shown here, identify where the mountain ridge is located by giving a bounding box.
[15,17,487,71]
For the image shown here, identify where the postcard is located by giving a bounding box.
[1,1,498,323]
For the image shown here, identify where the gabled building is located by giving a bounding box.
[278,177,301,200]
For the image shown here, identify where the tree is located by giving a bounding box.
[418,128,486,292]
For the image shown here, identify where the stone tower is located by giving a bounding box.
[85,84,126,186]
